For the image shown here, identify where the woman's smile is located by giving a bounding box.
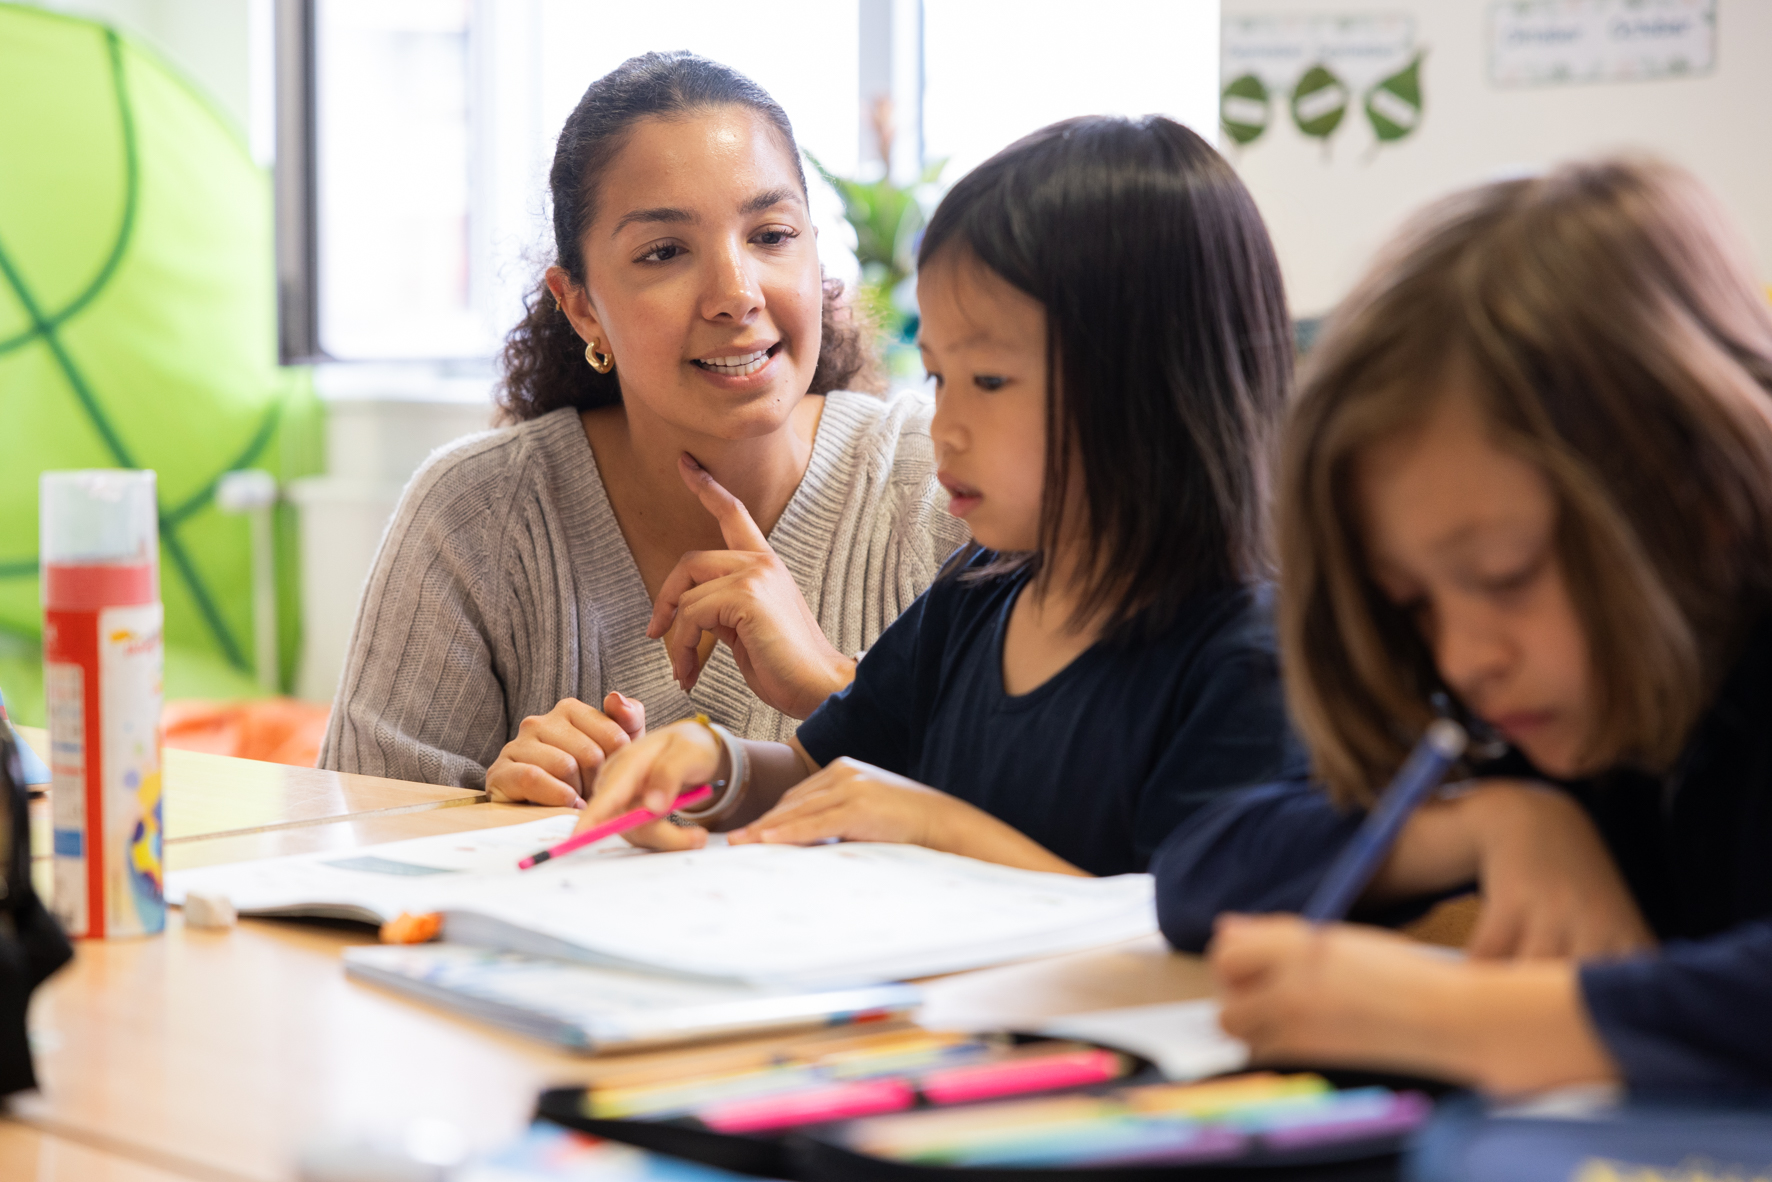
[690,341,784,387]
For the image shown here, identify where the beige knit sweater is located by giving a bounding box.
[318,391,968,789]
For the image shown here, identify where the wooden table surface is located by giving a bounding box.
[0,1121,197,1182]
[15,725,487,852]
[0,752,1213,1182]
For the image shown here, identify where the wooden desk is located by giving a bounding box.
[7,796,1210,1182]
[0,1122,195,1182]
[15,724,487,854]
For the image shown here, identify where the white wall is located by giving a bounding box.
[924,0,1222,182]
[1222,0,1772,316]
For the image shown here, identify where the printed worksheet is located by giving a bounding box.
[167,818,1157,988]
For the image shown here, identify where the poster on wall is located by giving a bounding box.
[1489,0,1716,87]
[1221,13,1423,153]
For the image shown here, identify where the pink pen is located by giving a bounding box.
[919,1049,1127,1106]
[698,1078,916,1134]
[517,785,713,870]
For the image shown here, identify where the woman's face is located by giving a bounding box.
[558,106,823,440]
[918,252,1050,553]
[1355,386,1597,778]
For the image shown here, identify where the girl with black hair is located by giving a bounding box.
[572,115,1307,877]
[319,53,967,794]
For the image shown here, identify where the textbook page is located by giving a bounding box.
[165,815,591,923]
[440,841,1158,988]
[166,818,1157,987]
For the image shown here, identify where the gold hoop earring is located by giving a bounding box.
[585,341,614,374]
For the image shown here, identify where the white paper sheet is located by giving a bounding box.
[168,817,1157,988]
[1037,998,1250,1081]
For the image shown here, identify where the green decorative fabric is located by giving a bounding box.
[0,3,321,718]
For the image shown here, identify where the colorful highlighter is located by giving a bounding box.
[919,1049,1127,1105]
[837,1072,1432,1168]
[700,1078,916,1133]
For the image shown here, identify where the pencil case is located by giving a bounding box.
[786,1067,1447,1182]
[536,1034,1161,1180]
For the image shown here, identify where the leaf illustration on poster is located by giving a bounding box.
[1365,52,1424,141]
[1222,13,1424,161]
[1291,64,1349,140]
[1221,72,1270,145]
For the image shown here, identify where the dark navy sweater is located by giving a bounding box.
[1152,620,1772,1091]
[796,552,1308,877]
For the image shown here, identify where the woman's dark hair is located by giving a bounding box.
[498,52,875,422]
[919,115,1292,642]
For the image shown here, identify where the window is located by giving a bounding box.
[296,0,861,364]
[315,0,476,359]
[283,0,1220,365]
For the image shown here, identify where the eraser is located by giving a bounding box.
[183,890,237,930]
[379,912,443,944]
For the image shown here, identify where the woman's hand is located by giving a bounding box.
[727,757,960,848]
[485,692,646,807]
[574,719,727,850]
[1211,913,1620,1093]
[648,455,854,719]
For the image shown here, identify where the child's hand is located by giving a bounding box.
[727,757,960,848]
[1210,912,1621,1093]
[1212,914,1461,1075]
[573,720,724,850]
[647,456,855,719]
[1462,780,1655,960]
[485,692,646,807]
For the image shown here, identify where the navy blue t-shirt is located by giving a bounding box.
[1152,616,1772,1091]
[794,552,1307,877]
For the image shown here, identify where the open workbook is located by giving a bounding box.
[165,817,1158,990]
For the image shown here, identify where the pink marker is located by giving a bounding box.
[919,1049,1127,1106]
[699,1079,916,1133]
[517,785,713,870]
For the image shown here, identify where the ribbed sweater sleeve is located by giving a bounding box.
[318,392,965,788]
[317,426,570,787]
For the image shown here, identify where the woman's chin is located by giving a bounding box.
[625,370,810,439]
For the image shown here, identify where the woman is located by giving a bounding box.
[319,53,967,796]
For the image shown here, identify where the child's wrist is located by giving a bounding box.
[1428,779,1539,881]
[1393,952,1485,1083]
[672,716,746,824]
[1462,779,1554,873]
[1436,959,1617,1092]
[1372,796,1484,899]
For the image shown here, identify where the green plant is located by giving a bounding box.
[806,150,946,299]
